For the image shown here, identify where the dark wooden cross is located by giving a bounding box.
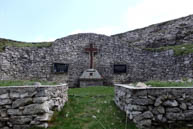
[85,44,98,69]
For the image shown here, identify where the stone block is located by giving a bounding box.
[7,109,22,116]
[23,103,49,115]
[11,116,32,124]
[33,97,49,103]
[166,107,181,113]
[163,100,178,107]
[132,98,153,105]
[13,125,30,129]
[0,99,12,105]
[9,92,20,99]
[34,112,53,122]
[0,93,9,99]
[12,98,33,108]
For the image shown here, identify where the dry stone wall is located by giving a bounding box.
[115,84,193,129]
[0,15,193,87]
[0,84,68,129]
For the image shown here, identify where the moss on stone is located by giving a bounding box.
[0,38,52,52]
[144,43,193,56]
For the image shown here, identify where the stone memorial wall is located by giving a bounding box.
[0,15,193,87]
[114,84,193,129]
[0,84,68,129]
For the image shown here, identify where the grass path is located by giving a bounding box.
[44,86,137,129]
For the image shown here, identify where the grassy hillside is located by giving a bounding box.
[0,38,52,52]
[143,43,193,56]
[31,86,137,129]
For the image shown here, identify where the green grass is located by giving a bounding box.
[145,80,193,87]
[0,38,52,52]
[28,86,193,129]
[31,86,138,129]
[143,43,193,56]
[0,80,58,86]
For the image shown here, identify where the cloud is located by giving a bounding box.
[69,26,121,36]
[123,0,193,30]
[70,0,193,36]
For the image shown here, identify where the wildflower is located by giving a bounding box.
[92,115,97,119]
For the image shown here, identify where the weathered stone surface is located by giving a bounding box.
[23,103,49,115]
[34,112,53,121]
[1,15,193,87]
[1,126,10,129]
[33,97,49,103]
[154,97,163,107]
[166,107,181,113]
[143,111,154,119]
[0,109,7,117]
[0,99,11,105]
[13,125,30,129]
[152,106,165,114]
[127,105,147,111]
[134,111,153,122]
[115,84,193,128]
[9,92,20,99]
[166,113,184,120]
[184,110,193,120]
[132,98,153,105]
[0,93,9,99]
[138,119,152,128]
[12,98,32,108]
[156,114,163,121]
[0,85,68,129]
[163,100,178,107]
[180,103,187,110]
[7,109,22,115]
[11,116,32,124]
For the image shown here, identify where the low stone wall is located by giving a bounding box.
[114,84,193,129]
[0,84,68,129]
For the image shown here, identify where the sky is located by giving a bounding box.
[0,0,193,42]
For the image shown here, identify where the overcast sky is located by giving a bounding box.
[0,0,193,42]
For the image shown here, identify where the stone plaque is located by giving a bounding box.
[53,63,69,73]
[114,64,127,74]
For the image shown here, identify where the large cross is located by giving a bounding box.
[85,44,98,69]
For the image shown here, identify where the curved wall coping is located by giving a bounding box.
[115,84,193,89]
[0,83,67,88]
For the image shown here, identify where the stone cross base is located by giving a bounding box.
[79,79,103,87]
[79,69,103,87]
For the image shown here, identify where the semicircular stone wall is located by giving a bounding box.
[0,15,193,87]
[115,84,193,129]
[0,84,68,129]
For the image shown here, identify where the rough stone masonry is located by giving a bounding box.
[0,84,68,129]
[115,84,193,129]
[0,14,193,87]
